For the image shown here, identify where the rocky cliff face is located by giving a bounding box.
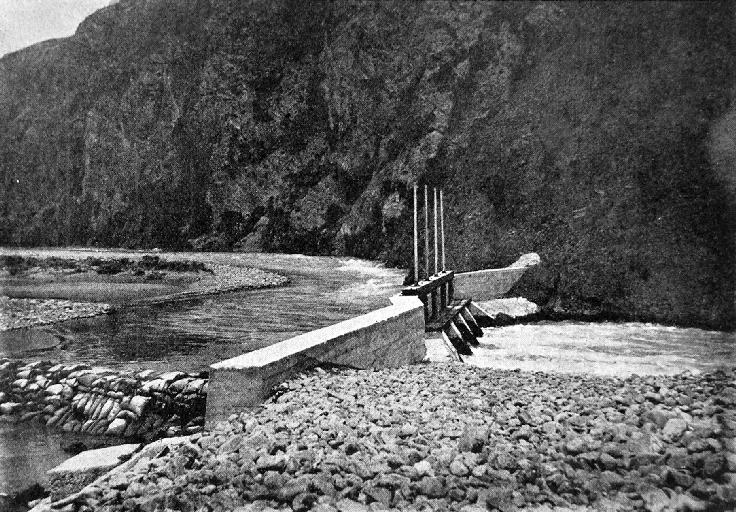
[0,1,733,328]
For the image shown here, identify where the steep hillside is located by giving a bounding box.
[0,0,733,328]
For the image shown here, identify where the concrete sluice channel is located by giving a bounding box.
[0,250,404,501]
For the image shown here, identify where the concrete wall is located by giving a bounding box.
[47,443,140,502]
[454,267,528,300]
[205,295,425,425]
[454,253,540,300]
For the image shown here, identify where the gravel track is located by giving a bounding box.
[52,363,736,512]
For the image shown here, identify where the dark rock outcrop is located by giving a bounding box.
[0,1,733,328]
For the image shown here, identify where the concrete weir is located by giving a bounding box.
[36,246,542,505]
[205,295,425,425]
[205,253,540,424]
[454,253,540,300]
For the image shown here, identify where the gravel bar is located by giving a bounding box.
[0,297,112,331]
[136,264,288,306]
[52,363,736,512]
[1,262,288,331]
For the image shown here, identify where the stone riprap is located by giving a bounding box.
[0,359,207,438]
[45,364,736,512]
[0,297,112,331]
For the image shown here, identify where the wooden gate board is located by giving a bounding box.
[425,298,471,331]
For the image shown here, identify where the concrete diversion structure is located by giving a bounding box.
[0,254,539,434]
[206,254,539,424]
[205,295,426,425]
[12,253,539,506]
[454,253,541,301]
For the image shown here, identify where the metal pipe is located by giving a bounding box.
[424,184,429,280]
[433,187,439,276]
[413,184,419,285]
[440,188,446,271]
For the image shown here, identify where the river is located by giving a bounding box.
[1,249,733,503]
[467,321,734,377]
[1,249,404,501]
[0,250,406,372]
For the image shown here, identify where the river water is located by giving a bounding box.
[1,250,404,499]
[466,321,734,377]
[1,249,733,500]
[0,250,406,373]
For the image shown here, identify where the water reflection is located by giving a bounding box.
[0,328,60,357]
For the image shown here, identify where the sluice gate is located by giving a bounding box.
[402,276,484,357]
[403,184,484,357]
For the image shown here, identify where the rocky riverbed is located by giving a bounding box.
[40,364,736,512]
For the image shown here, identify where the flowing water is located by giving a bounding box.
[1,249,404,499]
[1,249,733,500]
[465,321,734,377]
[0,250,406,373]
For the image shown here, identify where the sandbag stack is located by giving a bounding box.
[0,359,207,438]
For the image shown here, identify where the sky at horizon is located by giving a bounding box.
[0,0,111,57]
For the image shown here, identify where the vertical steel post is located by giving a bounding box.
[433,187,439,276]
[424,184,429,280]
[440,188,446,272]
[413,184,419,285]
